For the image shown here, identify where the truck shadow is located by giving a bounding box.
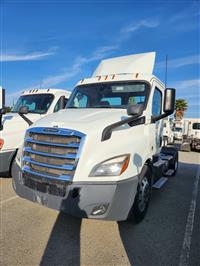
[40,213,82,266]
[40,194,86,266]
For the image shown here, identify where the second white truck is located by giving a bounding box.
[12,52,178,222]
[0,88,71,175]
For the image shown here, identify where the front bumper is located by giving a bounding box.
[0,150,16,174]
[12,162,138,221]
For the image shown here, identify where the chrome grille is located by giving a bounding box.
[22,127,85,182]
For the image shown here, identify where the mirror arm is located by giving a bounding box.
[18,113,33,126]
[101,113,143,142]
[151,110,173,123]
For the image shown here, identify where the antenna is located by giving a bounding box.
[165,54,168,88]
[39,77,43,90]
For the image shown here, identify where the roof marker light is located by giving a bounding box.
[136,73,139,78]
[98,76,101,81]
[81,79,84,83]
[105,75,108,80]
[112,74,115,80]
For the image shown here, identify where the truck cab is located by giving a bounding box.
[12,52,178,222]
[0,89,71,175]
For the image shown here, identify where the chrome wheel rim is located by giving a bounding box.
[138,176,150,212]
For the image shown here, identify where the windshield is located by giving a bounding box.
[12,94,54,114]
[66,82,149,109]
[192,123,200,130]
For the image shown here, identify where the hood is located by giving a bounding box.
[1,112,42,134]
[31,109,128,136]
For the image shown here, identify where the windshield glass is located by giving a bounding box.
[192,123,200,130]
[174,127,182,132]
[66,82,149,109]
[12,94,54,114]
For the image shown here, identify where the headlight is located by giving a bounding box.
[0,138,4,150]
[89,154,130,177]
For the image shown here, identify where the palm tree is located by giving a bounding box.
[175,99,188,119]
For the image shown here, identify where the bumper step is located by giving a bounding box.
[153,177,168,189]
[164,169,175,176]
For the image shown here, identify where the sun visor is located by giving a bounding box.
[92,52,156,77]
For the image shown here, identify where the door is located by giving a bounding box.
[152,85,163,152]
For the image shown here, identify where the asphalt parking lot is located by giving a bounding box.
[1,150,200,266]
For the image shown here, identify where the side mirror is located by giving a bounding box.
[19,106,29,115]
[18,106,33,126]
[0,87,5,110]
[0,107,6,131]
[151,88,176,123]
[127,104,143,116]
[164,88,176,114]
[59,96,66,110]
[0,107,6,115]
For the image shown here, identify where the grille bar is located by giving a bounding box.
[28,127,84,138]
[23,166,72,181]
[23,156,75,171]
[24,147,77,159]
[25,138,79,148]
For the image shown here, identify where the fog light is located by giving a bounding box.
[91,204,109,216]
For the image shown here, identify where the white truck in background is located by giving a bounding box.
[12,52,178,223]
[162,118,174,146]
[172,120,183,141]
[181,118,200,152]
[0,88,71,176]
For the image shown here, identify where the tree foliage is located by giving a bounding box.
[175,99,188,119]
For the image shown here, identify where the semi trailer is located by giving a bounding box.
[12,52,178,222]
[0,88,71,175]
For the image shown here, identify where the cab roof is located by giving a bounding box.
[77,52,165,89]
[77,73,165,88]
[93,52,155,76]
[21,88,71,96]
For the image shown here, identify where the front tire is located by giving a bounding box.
[128,165,152,223]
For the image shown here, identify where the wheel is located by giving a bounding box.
[128,165,152,223]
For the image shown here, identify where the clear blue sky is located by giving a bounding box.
[1,0,199,117]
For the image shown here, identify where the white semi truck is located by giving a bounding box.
[0,88,71,175]
[162,118,174,146]
[12,52,178,223]
[181,118,200,152]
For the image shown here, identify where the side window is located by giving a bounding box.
[54,97,68,112]
[152,87,162,116]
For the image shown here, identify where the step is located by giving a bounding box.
[153,177,168,189]
[164,169,175,176]
[160,154,173,161]
[153,160,166,168]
